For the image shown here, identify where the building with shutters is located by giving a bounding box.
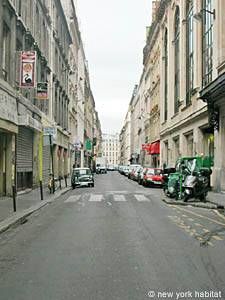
[102,133,120,167]
[0,0,101,196]
[120,0,224,190]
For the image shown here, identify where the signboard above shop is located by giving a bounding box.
[36,82,48,100]
[0,90,18,124]
[20,51,36,88]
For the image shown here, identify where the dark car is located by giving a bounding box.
[71,168,94,189]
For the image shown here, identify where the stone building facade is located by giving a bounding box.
[199,0,225,191]
[102,133,119,167]
[0,0,101,196]
[120,0,223,191]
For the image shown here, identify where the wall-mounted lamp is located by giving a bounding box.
[194,9,215,21]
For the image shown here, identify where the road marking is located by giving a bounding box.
[188,218,194,222]
[89,194,103,202]
[134,194,150,202]
[114,195,126,202]
[212,235,223,241]
[213,210,225,222]
[171,205,225,227]
[107,191,129,194]
[195,223,204,227]
[65,195,81,203]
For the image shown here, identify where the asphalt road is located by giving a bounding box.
[0,172,225,300]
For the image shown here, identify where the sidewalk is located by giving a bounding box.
[0,179,71,234]
[163,190,225,211]
[207,190,225,208]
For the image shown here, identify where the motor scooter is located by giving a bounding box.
[183,168,212,202]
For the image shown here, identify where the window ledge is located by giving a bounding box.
[171,112,179,120]
[161,120,168,126]
[181,103,192,112]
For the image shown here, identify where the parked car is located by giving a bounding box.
[107,165,115,171]
[123,166,130,176]
[128,164,141,179]
[133,166,143,181]
[71,168,94,189]
[142,168,163,187]
[137,167,147,185]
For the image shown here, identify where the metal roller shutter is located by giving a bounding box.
[16,127,33,172]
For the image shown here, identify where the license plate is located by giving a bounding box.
[154,181,161,184]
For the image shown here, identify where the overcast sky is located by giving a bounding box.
[76,0,152,134]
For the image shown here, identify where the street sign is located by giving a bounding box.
[43,127,56,136]
[43,127,57,145]
[85,139,92,151]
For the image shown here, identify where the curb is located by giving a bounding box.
[0,187,71,235]
[162,198,223,210]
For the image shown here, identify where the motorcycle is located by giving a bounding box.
[183,168,212,202]
[163,156,212,202]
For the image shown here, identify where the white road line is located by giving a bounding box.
[134,194,150,202]
[89,194,103,202]
[64,195,81,203]
[113,195,127,202]
[107,191,129,194]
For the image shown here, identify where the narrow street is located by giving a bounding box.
[0,172,225,300]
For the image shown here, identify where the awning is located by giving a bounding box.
[149,141,160,155]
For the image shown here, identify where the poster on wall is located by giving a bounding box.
[19,51,36,88]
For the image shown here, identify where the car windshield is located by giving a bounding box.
[146,169,161,175]
[73,169,91,176]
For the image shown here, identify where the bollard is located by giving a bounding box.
[40,180,44,200]
[12,185,17,212]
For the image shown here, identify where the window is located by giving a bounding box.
[186,0,194,105]
[202,0,213,87]
[164,28,168,121]
[173,137,180,161]
[174,7,180,114]
[186,133,194,156]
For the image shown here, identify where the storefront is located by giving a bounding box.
[0,87,18,196]
[53,128,69,179]
[16,126,33,190]
[142,141,160,167]
[149,141,160,168]
[200,72,225,191]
